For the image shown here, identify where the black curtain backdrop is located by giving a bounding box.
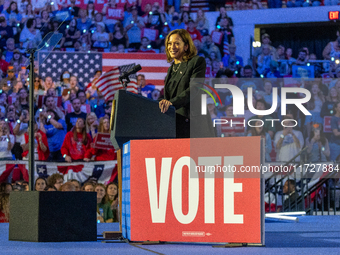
[260,22,340,60]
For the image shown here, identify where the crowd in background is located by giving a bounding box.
[0,174,119,223]
[0,1,340,217]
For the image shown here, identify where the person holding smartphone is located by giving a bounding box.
[274,116,304,162]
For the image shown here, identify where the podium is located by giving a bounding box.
[110,90,176,149]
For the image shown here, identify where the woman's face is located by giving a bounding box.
[42,11,48,19]
[96,24,103,33]
[19,89,27,99]
[107,184,117,197]
[76,118,85,129]
[95,186,105,200]
[27,4,32,11]
[115,23,120,32]
[87,115,95,125]
[255,120,263,133]
[88,3,94,10]
[95,13,102,22]
[35,179,46,191]
[7,105,15,118]
[47,88,56,96]
[70,19,76,27]
[167,34,188,61]
[210,52,217,60]
[311,84,319,96]
[13,52,20,60]
[205,57,211,66]
[0,120,5,130]
[197,9,203,18]
[11,2,17,11]
[70,76,77,86]
[330,87,338,98]
[103,118,110,131]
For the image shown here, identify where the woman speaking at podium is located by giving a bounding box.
[159,29,215,138]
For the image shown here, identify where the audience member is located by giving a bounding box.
[0,122,14,160]
[61,117,92,162]
[124,6,145,50]
[274,116,304,162]
[65,98,87,131]
[306,123,330,162]
[46,173,64,190]
[35,177,47,191]
[39,109,67,161]
[95,183,113,223]
[60,181,76,191]
[105,182,119,222]
[21,122,49,160]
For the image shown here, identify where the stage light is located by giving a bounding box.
[83,29,86,33]
[336,59,340,64]
[307,63,310,66]
[331,57,335,61]
[164,22,167,25]
[330,110,334,114]
[257,41,261,47]
[149,11,153,15]
[4,118,7,122]
[260,74,264,78]
[252,42,257,48]
[236,61,239,65]
[235,71,238,74]
[217,25,221,29]
[17,23,20,27]
[66,25,69,29]
[147,45,151,49]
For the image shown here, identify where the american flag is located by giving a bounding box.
[94,64,138,101]
[38,52,169,88]
[38,51,103,87]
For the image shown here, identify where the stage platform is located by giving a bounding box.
[1,216,340,254]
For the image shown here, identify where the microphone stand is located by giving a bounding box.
[27,48,35,191]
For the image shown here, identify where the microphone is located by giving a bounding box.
[119,64,142,81]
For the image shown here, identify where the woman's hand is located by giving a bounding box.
[65,155,72,162]
[159,99,172,113]
[84,158,91,162]
[97,216,104,223]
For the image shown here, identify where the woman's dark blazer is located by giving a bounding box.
[164,55,215,138]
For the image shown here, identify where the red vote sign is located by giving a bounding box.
[124,137,264,244]
[106,8,124,20]
[93,133,114,150]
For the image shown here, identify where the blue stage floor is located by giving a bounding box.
[1,216,340,255]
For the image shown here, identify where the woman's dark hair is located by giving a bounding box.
[113,21,125,36]
[6,1,18,14]
[76,89,86,98]
[250,122,266,137]
[43,95,55,106]
[165,29,197,63]
[26,18,35,29]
